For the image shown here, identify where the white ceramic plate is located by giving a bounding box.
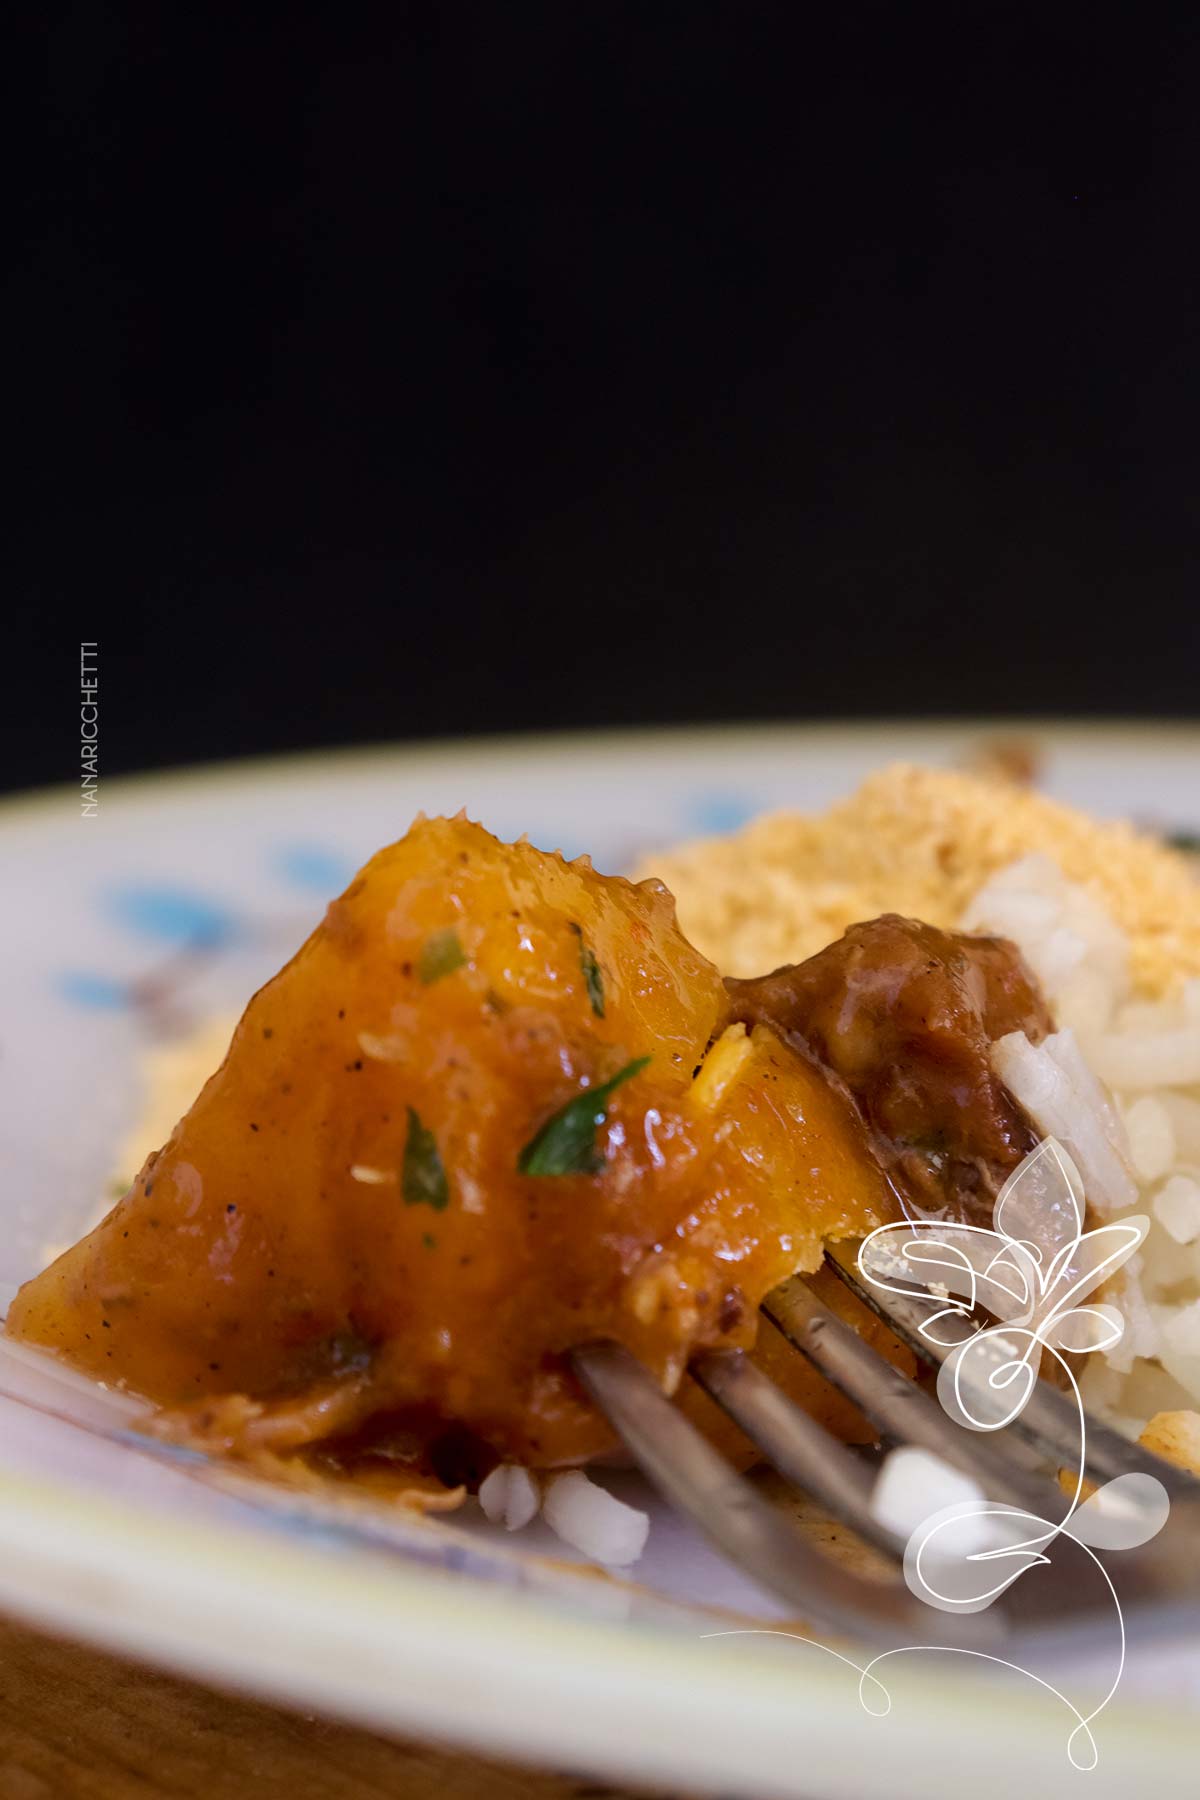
[2,721,1199,1798]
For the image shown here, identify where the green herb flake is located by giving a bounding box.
[517,1055,651,1177]
[402,1107,451,1210]
[417,927,467,984]
[422,1232,437,1250]
[578,939,605,1017]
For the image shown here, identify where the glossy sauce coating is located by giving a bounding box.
[8,818,899,1482]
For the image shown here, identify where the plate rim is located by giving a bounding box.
[0,1466,1197,1798]
[7,714,1200,825]
[5,719,1200,1790]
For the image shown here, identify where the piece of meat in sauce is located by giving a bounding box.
[6,818,905,1490]
[726,914,1052,1223]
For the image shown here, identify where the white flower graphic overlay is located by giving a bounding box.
[706,1139,1171,1770]
[852,1136,1170,1766]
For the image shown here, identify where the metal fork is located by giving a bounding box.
[571,1249,1200,1649]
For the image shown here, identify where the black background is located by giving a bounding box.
[10,3,1200,794]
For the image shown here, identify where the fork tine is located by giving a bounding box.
[570,1340,994,1646]
[573,1339,1129,1645]
[761,1278,1067,1520]
[689,1347,905,1557]
[822,1246,1200,1499]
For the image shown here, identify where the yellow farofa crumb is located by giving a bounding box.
[1139,1409,1200,1474]
[635,764,1200,997]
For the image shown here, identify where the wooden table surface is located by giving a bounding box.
[0,1616,706,1800]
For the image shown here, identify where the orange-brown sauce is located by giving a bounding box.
[8,819,905,1488]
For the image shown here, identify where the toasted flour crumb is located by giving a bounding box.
[636,764,1200,995]
[1139,1409,1200,1474]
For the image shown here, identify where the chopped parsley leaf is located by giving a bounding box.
[418,927,467,984]
[579,940,605,1017]
[402,1107,450,1210]
[517,1056,651,1177]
